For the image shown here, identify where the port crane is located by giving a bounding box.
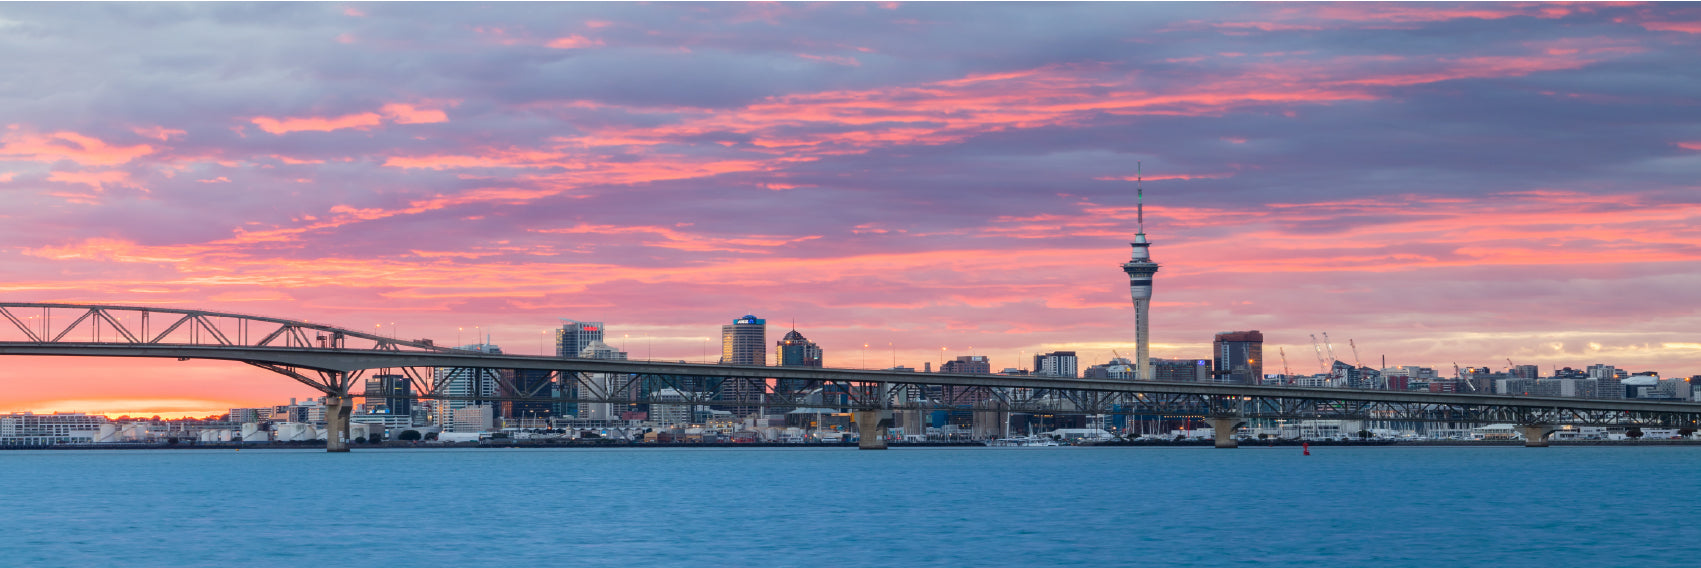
[1309,334,1327,374]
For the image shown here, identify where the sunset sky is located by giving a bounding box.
[2,2,1699,418]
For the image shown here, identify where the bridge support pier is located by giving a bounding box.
[1208,417,1243,449]
[853,410,891,450]
[325,395,352,452]
[1519,425,1556,448]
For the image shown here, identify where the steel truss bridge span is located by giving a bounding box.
[3,302,1699,450]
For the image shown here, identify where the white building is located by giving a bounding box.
[576,340,629,421]
[0,412,110,445]
[650,388,693,426]
[451,405,496,432]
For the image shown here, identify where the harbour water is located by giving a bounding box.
[4,446,1699,566]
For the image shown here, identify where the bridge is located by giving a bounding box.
[3,302,1699,451]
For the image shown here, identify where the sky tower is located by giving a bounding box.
[1121,163,1159,381]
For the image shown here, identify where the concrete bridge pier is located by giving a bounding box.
[1519,424,1556,448]
[853,410,892,450]
[325,394,352,452]
[1208,417,1244,449]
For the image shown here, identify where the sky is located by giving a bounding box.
[1,2,1699,418]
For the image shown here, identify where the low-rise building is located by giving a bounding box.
[0,412,111,445]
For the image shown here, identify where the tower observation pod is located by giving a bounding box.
[1121,163,1159,381]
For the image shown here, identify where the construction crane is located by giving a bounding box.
[1454,362,1477,392]
[1309,334,1327,374]
[1279,347,1291,378]
[1349,339,1363,369]
[1322,332,1338,364]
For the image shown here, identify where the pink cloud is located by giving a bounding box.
[0,131,154,166]
[380,103,450,124]
[250,112,382,135]
[45,170,132,191]
[250,101,455,134]
[546,34,605,49]
[131,125,186,141]
[1641,21,1701,33]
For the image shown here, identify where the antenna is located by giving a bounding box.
[1136,161,1144,234]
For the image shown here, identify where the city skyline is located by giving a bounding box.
[2,3,1700,417]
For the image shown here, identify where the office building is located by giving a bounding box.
[776,329,823,368]
[434,343,503,428]
[556,320,604,358]
[941,355,991,374]
[776,328,823,395]
[1213,331,1263,385]
[362,374,412,418]
[720,315,767,416]
[1033,351,1078,378]
[1152,358,1212,382]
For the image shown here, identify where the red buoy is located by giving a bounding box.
[1303,442,1310,456]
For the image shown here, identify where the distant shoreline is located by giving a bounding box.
[6,439,1701,450]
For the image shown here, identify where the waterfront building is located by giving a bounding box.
[720,315,767,416]
[556,320,604,358]
[451,405,495,432]
[1033,351,1078,378]
[1213,331,1263,385]
[650,388,693,426]
[228,407,272,423]
[0,412,111,446]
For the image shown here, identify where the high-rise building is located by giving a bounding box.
[362,374,412,417]
[556,320,604,358]
[502,369,556,426]
[1510,365,1540,379]
[721,315,766,365]
[1587,364,1623,399]
[776,328,823,395]
[720,315,767,416]
[1033,351,1078,378]
[1213,331,1263,385]
[1120,166,1159,381]
[776,329,823,367]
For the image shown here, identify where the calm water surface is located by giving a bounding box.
[3,446,1699,567]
